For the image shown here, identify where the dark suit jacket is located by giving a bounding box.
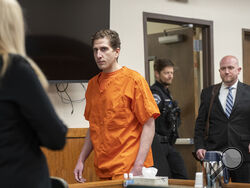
[194,81,250,162]
[0,54,68,188]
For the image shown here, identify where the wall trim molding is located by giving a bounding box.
[66,128,88,138]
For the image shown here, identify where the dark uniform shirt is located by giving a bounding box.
[150,81,187,178]
[151,81,174,136]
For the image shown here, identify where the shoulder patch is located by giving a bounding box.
[153,94,161,104]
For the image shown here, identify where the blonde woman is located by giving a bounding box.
[0,0,67,187]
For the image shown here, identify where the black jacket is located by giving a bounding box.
[194,82,250,162]
[0,54,68,188]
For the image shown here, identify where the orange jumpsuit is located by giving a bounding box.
[84,66,160,179]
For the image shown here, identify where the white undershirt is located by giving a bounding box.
[219,80,238,112]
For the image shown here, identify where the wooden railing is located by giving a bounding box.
[68,179,250,188]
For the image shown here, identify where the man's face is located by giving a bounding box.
[156,66,174,86]
[93,37,120,73]
[219,56,241,86]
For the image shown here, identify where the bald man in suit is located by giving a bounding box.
[194,55,250,183]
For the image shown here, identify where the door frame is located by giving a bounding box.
[143,12,214,88]
[242,28,250,84]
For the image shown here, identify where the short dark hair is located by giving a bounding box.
[91,29,121,50]
[154,58,174,73]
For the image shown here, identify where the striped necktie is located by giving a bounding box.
[225,87,233,118]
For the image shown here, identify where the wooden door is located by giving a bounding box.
[147,27,197,179]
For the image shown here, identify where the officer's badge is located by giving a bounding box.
[153,94,161,104]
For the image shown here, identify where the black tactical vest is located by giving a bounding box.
[151,81,180,144]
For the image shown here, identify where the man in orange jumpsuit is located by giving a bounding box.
[74,29,160,181]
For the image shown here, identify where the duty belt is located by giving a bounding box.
[156,133,169,143]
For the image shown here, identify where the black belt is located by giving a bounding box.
[156,133,169,143]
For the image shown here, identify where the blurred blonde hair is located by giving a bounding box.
[0,0,48,89]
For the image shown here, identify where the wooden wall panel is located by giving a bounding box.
[42,128,98,184]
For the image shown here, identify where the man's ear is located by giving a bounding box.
[238,67,242,73]
[154,71,159,79]
[114,48,120,59]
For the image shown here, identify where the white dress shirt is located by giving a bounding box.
[219,80,238,113]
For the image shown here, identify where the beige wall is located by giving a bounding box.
[48,0,250,128]
[47,83,88,128]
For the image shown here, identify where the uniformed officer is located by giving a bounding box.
[150,58,187,179]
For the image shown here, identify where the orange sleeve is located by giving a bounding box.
[131,76,160,125]
[84,80,93,121]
